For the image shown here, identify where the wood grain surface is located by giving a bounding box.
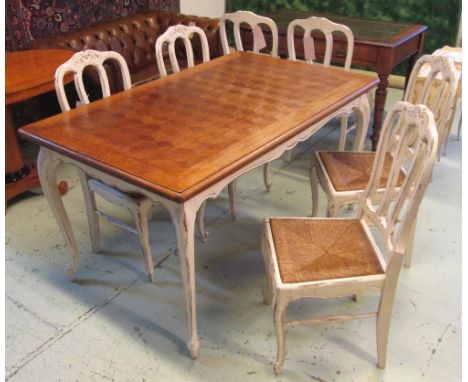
[19,52,378,202]
[6,49,74,105]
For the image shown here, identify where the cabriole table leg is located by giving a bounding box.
[167,200,199,358]
[37,147,79,280]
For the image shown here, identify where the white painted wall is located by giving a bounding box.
[180,0,225,18]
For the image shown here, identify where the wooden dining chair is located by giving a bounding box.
[263,16,361,210]
[406,50,461,159]
[261,102,438,374]
[55,49,157,282]
[155,24,210,78]
[310,55,457,267]
[154,25,211,241]
[218,10,279,220]
[220,10,279,57]
[287,16,355,155]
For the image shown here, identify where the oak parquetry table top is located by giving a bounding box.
[19,51,378,203]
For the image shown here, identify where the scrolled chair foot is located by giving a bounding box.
[66,267,77,281]
[200,230,209,242]
[188,339,200,359]
[274,361,284,375]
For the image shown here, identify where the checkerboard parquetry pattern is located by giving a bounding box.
[20,52,376,201]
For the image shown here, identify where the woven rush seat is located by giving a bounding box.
[270,218,384,283]
[318,151,406,192]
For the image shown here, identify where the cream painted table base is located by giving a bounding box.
[36,93,370,358]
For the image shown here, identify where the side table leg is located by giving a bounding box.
[37,147,80,280]
[405,52,419,90]
[168,201,199,358]
[372,73,390,150]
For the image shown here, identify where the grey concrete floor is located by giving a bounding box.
[5,89,461,381]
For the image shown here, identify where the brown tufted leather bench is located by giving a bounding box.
[30,11,221,89]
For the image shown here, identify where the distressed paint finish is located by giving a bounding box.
[262,102,439,373]
[55,49,156,282]
[155,24,211,78]
[21,52,378,357]
[310,55,458,258]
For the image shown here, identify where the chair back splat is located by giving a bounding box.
[155,24,210,78]
[360,101,438,259]
[287,16,354,70]
[220,10,278,57]
[55,49,131,112]
[404,55,458,157]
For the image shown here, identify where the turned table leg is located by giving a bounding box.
[5,105,68,206]
[5,105,41,204]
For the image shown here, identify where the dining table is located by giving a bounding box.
[18,51,378,358]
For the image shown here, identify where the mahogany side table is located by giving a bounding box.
[6,49,74,205]
[240,9,427,149]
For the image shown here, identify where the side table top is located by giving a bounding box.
[265,8,427,47]
[6,49,75,105]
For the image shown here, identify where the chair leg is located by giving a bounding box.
[77,169,100,254]
[196,201,209,242]
[327,202,342,218]
[228,181,237,220]
[260,232,274,305]
[273,294,288,375]
[133,199,154,282]
[309,163,319,217]
[338,114,348,151]
[352,293,361,302]
[285,150,292,162]
[404,220,417,268]
[456,112,462,141]
[376,256,404,369]
[263,163,272,192]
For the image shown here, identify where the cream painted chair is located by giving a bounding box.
[310,55,457,267]
[155,25,211,241]
[219,10,278,220]
[219,10,279,57]
[262,102,438,374]
[408,46,462,157]
[155,24,210,78]
[286,16,355,156]
[55,50,157,281]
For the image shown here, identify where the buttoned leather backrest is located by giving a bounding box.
[30,11,220,76]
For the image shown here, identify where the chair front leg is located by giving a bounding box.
[133,198,154,282]
[309,161,320,217]
[228,181,237,220]
[326,201,342,218]
[338,114,349,151]
[263,163,272,192]
[273,292,289,375]
[77,169,100,254]
[260,230,274,305]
